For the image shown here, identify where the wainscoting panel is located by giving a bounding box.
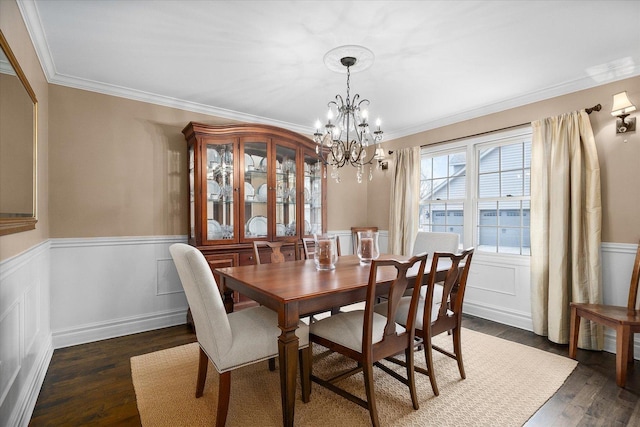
[0,302,20,406]
[156,258,183,296]
[50,236,189,349]
[463,252,533,330]
[0,241,52,427]
[463,242,640,358]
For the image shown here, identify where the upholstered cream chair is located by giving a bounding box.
[169,243,311,427]
[309,255,428,427]
[412,231,460,256]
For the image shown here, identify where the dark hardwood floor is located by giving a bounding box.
[29,316,640,426]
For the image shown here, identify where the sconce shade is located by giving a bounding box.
[611,91,637,116]
[374,148,385,159]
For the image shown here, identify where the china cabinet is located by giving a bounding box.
[182,122,327,309]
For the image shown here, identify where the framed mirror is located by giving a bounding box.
[0,29,38,236]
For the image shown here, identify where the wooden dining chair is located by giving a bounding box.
[253,239,300,264]
[376,248,474,396]
[253,239,301,369]
[569,240,640,387]
[309,254,428,427]
[169,243,311,427]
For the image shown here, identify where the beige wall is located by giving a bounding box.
[0,0,49,260]
[48,86,377,237]
[48,77,640,243]
[48,86,237,237]
[380,76,640,244]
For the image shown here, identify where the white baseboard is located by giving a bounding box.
[463,301,533,332]
[10,335,53,427]
[52,308,188,349]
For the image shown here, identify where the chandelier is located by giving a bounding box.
[314,46,384,183]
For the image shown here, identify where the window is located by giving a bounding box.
[477,140,531,255]
[419,128,531,255]
[419,151,466,243]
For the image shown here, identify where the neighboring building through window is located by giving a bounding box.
[420,151,466,243]
[419,127,531,255]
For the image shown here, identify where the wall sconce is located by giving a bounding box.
[374,148,388,170]
[611,91,636,134]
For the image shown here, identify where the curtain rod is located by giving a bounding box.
[388,103,602,154]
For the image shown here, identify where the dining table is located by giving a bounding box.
[215,254,451,427]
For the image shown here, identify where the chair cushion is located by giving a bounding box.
[213,306,309,373]
[374,284,446,330]
[310,310,405,352]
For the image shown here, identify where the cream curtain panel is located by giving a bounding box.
[388,147,420,255]
[530,110,603,349]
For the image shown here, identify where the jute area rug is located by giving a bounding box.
[131,328,576,426]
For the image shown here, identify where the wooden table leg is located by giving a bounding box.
[278,305,299,427]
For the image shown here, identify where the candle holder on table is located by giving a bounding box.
[314,234,339,270]
[356,231,380,266]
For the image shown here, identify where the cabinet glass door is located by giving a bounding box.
[275,144,297,237]
[243,141,268,239]
[304,153,323,235]
[206,142,234,241]
[188,144,195,240]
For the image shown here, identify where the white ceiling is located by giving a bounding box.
[18,0,640,140]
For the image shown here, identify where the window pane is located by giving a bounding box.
[479,173,499,197]
[499,228,521,254]
[478,226,497,252]
[448,173,466,198]
[478,201,498,226]
[447,203,464,225]
[431,178,447,199]
[421,157,433,180]
[524,168,531,196]
[432,156,448,179]
[500,143,523,170]
[501,170,523,197]
[524,141,531,168]
[479,147,499,173]
[498,200,520,226]
[420,180,432,201]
